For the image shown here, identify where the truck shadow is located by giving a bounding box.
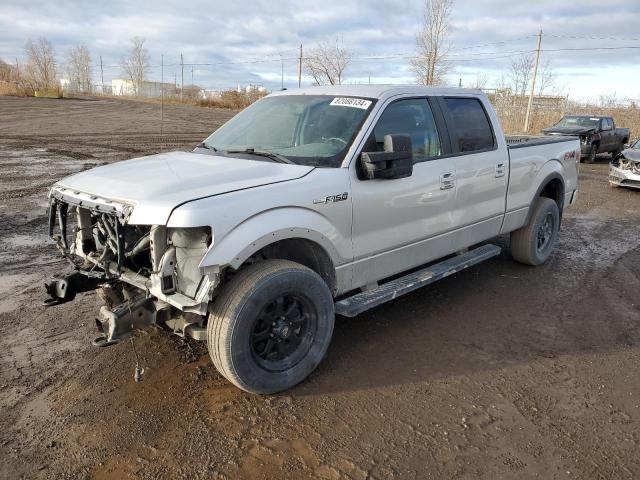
[296,226,640,396]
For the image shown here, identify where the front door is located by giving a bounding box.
[349,97,457,289]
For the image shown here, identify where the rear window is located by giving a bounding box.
[443,98,495,153]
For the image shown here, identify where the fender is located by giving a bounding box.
[502,159,566,234]
[523,166,565,226]
[198,207,347,272]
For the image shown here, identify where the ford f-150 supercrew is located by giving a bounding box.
[45,85,580,393]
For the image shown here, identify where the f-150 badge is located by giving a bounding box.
[313,192,349,204]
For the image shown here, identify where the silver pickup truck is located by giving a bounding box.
[45,86,580,393]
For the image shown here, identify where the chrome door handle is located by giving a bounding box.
[495,163,506,178]
[440,172,456,190]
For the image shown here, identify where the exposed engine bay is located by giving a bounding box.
[45,187,216,346]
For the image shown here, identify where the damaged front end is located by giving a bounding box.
[610,155,640,189]
[45,186,218,346]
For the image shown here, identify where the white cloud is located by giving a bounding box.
[0,0,638,98]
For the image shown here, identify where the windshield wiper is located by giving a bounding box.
[224,148,293,164]
[196,142,218,152]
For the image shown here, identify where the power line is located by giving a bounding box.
[546,33,640,42]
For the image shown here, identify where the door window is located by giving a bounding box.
[443,98,495,153]
[371,99,442,162]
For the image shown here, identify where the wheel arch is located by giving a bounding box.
[199,208,344,294]
[524,169,566,226]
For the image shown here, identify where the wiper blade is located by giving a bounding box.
[196,142,218,152]
[224,148,293,164]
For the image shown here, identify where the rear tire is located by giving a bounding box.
[207,259,334,394]
[510,197,560,266]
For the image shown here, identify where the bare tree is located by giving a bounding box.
[0,59,15,82]
[304,39,351,85]
[508,54,533,96]
[67,44,92,93]
[24,38,57,90]
[120,37,150,95]
[471,72,489,89]
[412,0,454,86]
[535,59,555,96]
[508,54,556,96]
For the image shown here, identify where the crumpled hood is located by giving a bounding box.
[542,126,596,136]
[620,148,640,161]
[56,151,314,224]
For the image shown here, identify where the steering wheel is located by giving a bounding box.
[323,137,348,147]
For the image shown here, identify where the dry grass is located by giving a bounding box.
[198,89,267,109]
[493,96,640,139]
[0,81,34,97]
[98,88,267,111]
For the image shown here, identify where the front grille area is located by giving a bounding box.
[49,199,152,276]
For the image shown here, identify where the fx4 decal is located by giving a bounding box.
[313,192,349,205]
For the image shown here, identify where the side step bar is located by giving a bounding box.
[335,244,501,317]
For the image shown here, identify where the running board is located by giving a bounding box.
[335,244,501,317]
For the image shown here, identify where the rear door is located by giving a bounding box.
[437,96,508,246]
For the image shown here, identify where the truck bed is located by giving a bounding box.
[506,135,578,149]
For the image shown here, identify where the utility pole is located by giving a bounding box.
[368,73,371,85]
[524,30,543,132]
[161,54,164,134]
[281,56,284,89]
[99,56,104,93]
[298,44,302,88]
[180,53,184,101]
[191,66,194,87]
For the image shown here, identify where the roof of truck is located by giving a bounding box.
[269,84,485,101]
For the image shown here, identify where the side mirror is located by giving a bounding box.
[361,134,413,180]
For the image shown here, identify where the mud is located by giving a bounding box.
[0,96,639,479]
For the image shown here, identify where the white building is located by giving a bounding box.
[111,78,175,97]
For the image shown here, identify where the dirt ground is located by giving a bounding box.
[1,96,639,480]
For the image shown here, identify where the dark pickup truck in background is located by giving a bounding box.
[542,115,630,163]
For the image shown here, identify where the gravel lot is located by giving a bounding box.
[1,96,639,480]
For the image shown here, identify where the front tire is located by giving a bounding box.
[207,259,334,394]
[510,197,560,266]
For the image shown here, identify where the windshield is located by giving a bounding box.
[632,139,640,149]
[555,116,600,128]
[201,95,375,167]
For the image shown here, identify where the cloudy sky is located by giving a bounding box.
[1,0,639,100]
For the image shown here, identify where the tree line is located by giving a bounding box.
[0,37,151,95]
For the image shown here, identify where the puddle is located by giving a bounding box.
[0,147,88,180]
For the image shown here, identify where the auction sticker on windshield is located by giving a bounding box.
[330,97,372,109]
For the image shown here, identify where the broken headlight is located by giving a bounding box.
[156,227,212,297]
